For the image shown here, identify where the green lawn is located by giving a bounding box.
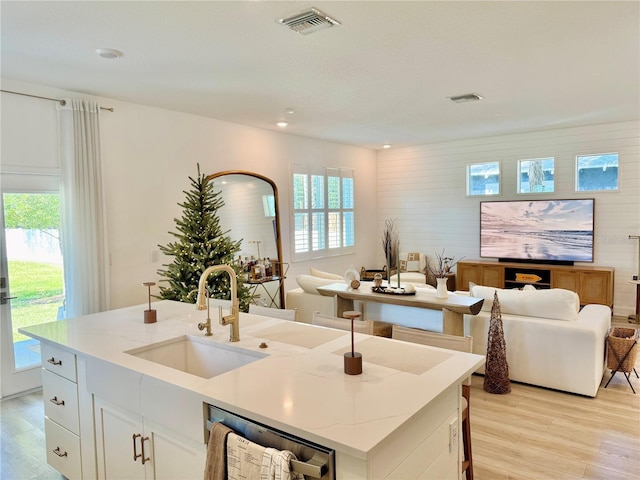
[8,260,63,342]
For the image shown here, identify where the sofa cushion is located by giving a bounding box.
[309,267,343,280]
[296,274,343,295]
[470,285,579,321]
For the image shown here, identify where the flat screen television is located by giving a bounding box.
[480,199,594,264]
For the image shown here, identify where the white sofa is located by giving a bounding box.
[462,285,611,397]
[286,266,438,324]
[286,269,345,323]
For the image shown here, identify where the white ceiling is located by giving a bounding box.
[2,1,639,150]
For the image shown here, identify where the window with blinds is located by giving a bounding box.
[291,165,355,261]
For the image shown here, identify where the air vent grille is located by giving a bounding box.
[279,8,341,35]
[448,93,484,103]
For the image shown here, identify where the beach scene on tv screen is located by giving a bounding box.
[480,200,594,261]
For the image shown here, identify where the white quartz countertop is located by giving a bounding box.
[20,300,484,459]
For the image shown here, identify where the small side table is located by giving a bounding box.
[244,276,284,308]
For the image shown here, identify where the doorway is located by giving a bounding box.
[1,191,64,397]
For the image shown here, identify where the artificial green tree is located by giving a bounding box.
[157,165,251,311]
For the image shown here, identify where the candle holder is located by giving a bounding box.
[343,310,363,375]
[143,282,157,324]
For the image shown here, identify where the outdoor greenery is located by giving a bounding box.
[4,193,64,343]
[4,193,60,229]
[8,261,63,342]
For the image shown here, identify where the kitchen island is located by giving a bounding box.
[21,300,484,479]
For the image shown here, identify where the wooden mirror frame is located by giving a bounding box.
[205,170,285,308]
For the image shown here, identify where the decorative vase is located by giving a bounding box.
[435,277,448,299]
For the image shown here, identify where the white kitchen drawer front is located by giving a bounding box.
[45,417,82,480]
[42,342,77,382]
[43,369,80,435]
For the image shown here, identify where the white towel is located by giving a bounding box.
[225,432,304,480]
[226,432,265,480]
[261,448,304,480]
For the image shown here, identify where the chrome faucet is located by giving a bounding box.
[196,264,240,342]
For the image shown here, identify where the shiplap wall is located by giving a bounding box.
[377,121,640,317]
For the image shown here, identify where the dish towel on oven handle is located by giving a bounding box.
[204,422,233,480]
[226,432,304,480]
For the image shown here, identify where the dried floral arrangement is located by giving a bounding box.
[381,219,399,273]
[428,249,464,278]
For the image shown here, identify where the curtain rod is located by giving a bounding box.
[0,89,114,112]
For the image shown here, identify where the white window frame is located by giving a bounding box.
[291,165,355,262]
[575,152,619,192]
[466,161,501,196]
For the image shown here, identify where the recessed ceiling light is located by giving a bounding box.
[276,122,288,128]
[285,108,295,114]
[382,144,391,149]
[95,48,123,59]
[448,93,483,103]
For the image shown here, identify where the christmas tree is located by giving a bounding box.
[157,165,251,311]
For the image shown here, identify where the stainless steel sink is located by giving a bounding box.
[125,335,266,379]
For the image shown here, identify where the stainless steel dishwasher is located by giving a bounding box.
[206,404,335,480]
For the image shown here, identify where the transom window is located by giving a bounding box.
[518,157,555,193]
[292,166,354,260]
[467,161,500,196]
[576,153,619,191]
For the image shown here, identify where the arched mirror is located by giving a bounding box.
[205,171,285,308]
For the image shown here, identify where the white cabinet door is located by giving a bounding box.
[94,397,150,480]
[95,397,205,480]
[146,418,206,480]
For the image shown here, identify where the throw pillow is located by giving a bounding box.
[398,252,422,272]
[406,252,421,272]
[309,267,343,280]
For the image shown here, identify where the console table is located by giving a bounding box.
[457,260,614,307]
[316,282,484,336]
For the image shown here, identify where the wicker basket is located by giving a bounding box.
[607,327,639,373]
[360,266,388,281]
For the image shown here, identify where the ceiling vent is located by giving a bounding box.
[448,93,484,103]
[279,8,341,35]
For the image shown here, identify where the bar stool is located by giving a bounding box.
[392,325,475,480]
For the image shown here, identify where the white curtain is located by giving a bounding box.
[57,99,109,317]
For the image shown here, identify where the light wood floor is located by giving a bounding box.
[471,323,640,480]
[1,329,639,480]
[0,389,63,480]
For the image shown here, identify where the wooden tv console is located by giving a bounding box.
[457,260,614,307]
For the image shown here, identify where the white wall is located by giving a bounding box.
[1,79,378,309]
[377,121,640,317]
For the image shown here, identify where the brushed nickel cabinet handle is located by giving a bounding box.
[140,436,150,465]
[47,357,62,366]
[49,396,65,406]
[132,433,142,461]
[53,447,67,458]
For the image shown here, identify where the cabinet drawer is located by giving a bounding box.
[42,342,77,382]
[45,417,82,480]
[43,369,79,435]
